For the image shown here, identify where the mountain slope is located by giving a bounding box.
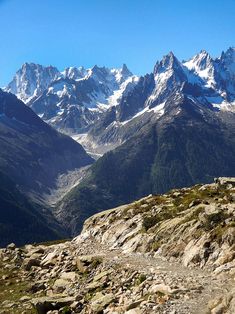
[55,90,235,234]
[0,89,93,199]
[0,171,66,247]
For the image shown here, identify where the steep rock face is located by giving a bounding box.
[0,90,93,199]
[218,47,235,99]
[6,63,60,103]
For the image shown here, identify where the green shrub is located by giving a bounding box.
[61,306,72,314]
[203,211,228,231]
[142,216,158,231]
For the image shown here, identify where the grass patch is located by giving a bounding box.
[0,259,38,313]
[135,274,147,285]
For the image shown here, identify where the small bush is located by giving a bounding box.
[135,274,147,285]
[61,306,72,314]
[142,216,158,231]
[202,211,228,231]
[91,257,102,268]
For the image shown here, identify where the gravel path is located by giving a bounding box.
[75,238,234,314]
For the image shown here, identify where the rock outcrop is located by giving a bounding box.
[78,180,235,272]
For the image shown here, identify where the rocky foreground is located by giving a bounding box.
[1,178,235,314]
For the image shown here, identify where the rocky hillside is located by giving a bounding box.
[1,178,235,314]
[80,177,235,270]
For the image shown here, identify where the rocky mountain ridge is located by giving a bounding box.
[6,63,138,137]
[6,48,235,155]
[1,178,235,314]
[82,47,235,154]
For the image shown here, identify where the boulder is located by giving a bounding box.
[60,271,78,282]
[31,296,75,314]
[53,279,72,293]
[215,177,235,188]
[90,293,115,313]
[149,283,172,295]
[75,258,86,273]
[23,257,41,271]
[7,243,16,250]
[40,251,58,267]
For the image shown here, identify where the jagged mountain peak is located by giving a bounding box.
[62,66,87,80]
[184,49,213,71]
[220,47,235,73]
[90,64,101,72]
[154,51,182,75]
[221,47,235,59]
[120,63,133,77]
[183,50,216,89]
[18,62,60,78]
[87,65,114,84]
[6,63,60,103]
[21,62,57,69]
[90,64,108,75]
[150,52,188,106]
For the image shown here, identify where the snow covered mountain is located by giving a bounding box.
[6,63,139,134]
[6,63,60,103]
[183,48,235,105]
[6,47,235,156]
[76,47,235,154]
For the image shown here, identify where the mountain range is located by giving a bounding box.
[2,47,235,240]
[6,48,235,154]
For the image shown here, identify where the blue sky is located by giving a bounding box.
[0,0,234,86]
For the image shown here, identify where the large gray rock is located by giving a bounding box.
[90,293,115,313]
[31,296,75,314]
